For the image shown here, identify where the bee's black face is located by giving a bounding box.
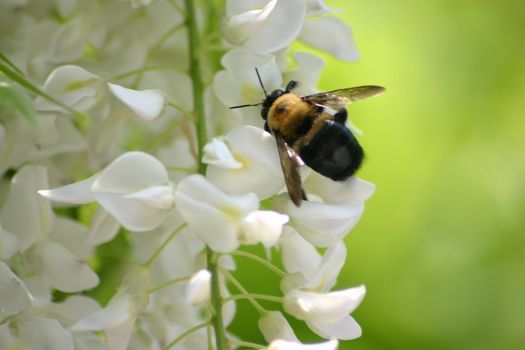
[261,89,285,120]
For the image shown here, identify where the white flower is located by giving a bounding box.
[266,339,338,350]
[0,220,18,260]
[39,152,176,232]
[107,83,165,121]
[71,266,150,350]
[186,269,211,305]
[204,125,284,199]
[283,286,365,340]
[224,0,307,53]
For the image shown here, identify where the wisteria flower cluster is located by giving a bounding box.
[0,1,375,349]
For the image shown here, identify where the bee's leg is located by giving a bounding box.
[301,190,308,201]
[334,108,348,124]
[264,121,270,133]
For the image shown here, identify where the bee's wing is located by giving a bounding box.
[275,133,304,207]
[304,85,385,109]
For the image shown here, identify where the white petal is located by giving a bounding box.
[124,185,175,210]
[34,242,99,292]
[285,52,325,95]
[283,286,366,323]
[106,317,135,350]
[186,269,211,305]
[259,311,299,343]
[267,339,338,350]
[302,242,346,292]
[280,226,321,279]
[17,315,74,350]
[72,332,107,350]
[108,83,165,121]
[203,138,243,169]
[306,0,339,15]
[174,175,258,253]
[299,17,359,61]
[35,65,100,112]
[71,294,133,332]
[304,174,375,206]
[241,210,288,247]
[0,165,53,251]
[22,276,51,307]
[0,221,18,259]
[287,201,364,247]
[38,174,97,204]
[50,217,92,260]
[93,152,169,192]
[49,295,102,326]
[85,208,121,246]
[0,261,32,322]
[0,324,15,350]
[308,315,362,340]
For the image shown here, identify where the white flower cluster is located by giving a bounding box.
[0,1,374,349]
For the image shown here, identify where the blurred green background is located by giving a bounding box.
[232,0,525,349]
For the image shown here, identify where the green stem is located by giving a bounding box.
[163,321,211,350]
[231,250,286,277]
[223,293,284,305]
[185,0,208,176]
[222,269,267,315]
[184,1,224,349]
[143,223,187,269]
[148,275,192,294]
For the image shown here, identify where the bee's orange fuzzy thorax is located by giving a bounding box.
[267,94,312,139]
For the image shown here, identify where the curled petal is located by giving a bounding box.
[241,210,288,247]
[304,174,375,206]
[35,65,101,112]
[302,242,346,292]
[71,294,133,332]
[107,83,165,121]
[186,269,211,306]
[283,286,366,324]
[259,311,299,343]
[300,17,359,61]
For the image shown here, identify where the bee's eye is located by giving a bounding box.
[276,105,286,114]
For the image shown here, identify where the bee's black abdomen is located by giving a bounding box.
[300,120,364,181]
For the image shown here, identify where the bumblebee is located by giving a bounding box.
[231,69,385,206]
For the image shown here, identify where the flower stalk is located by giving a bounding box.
[184,0,226,349]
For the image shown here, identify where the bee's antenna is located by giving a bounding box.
[229,102,262,109]
[255,68,268,97]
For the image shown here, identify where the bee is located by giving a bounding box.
[230,69,385,206]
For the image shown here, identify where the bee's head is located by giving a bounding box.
[261,88,285,120]
[229,69,299,121]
